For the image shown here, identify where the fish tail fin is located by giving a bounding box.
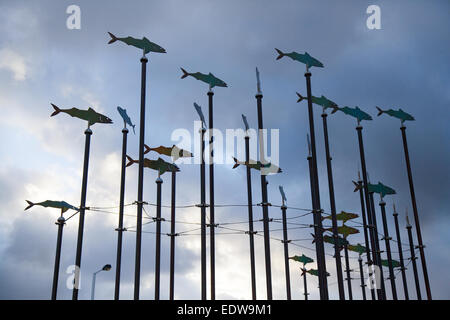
[275,48,284,60]
[331,106,339,114]
[50,103,61,117]
[143,144,151,154]
[352,180,361,192]
[126,155,136,167]
[25,200,34,211]
[107,32,117,44]
[296,92,304,103]
[180,67,189,79]
[132,124,136,135]
[376,106,383,116]
[311,233,316,244]
[232,157,239,169]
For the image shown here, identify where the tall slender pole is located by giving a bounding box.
[91,272,97,300]
[72,127,92,300]
[51,215,65,300]
[305,71,328,300]
[134,55,148,300]
[357,177,376,300]
[406,214,422,300]
[169,171,177,300]
[355,125,384,300]
[369,192,387,299]
[358,256,367,300]
[114,127,128,300]
[393,208,409,300]
[281,205,291,300]
[302,267,309,300]
[400,125,431,299]
[321,111,345,300]
[244,135,257,300]
[200,127,207,300]
[208,90,216,300]
[343,242,353,300]
[154,175,163,300]
[379,199,397,300]
[255,88,272,300]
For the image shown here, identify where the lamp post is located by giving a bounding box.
[91,264,111,300]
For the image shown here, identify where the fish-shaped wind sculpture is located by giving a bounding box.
[107,32,166,54]
[321,234,349,248]
[348,243,367,255]
[381,259,402,269]
[368,182,396,198]
[322,211,359,222]
[376,106,415,124]
[50,104,113,127]
[194,102,206,128]
[290,254,314,266]
[325,225,359,238]
[332,106,373,123]
[242,114,250,131]
[126,156,179,175]
[279,186,287,204]
[180,68,228,89]
[144,144,193,161]
[302,269,331,277]
[25,200,78,213]
[232,157,282,175]
[296,92,339,112]
[275,48,324,69]
[117,106,136,134]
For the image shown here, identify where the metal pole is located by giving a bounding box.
[154,175,163,300]
[321,111,345,300]
[393,208,409,300]
[245,135,257,300]
[255,91,273,300]
[343,242,353,300]
[406,214,422,300]
[72,127,92,300]
[169,171,177,300]
[355,125,384,300]
[358,256,367,300]
[400,126,431,299]
[281,205,291,300]
[369,192,387,299]
[114,127,128,300]
[379,199,398,300]
[51,215,65,300]
[200,127,207,300]
[302,268,308,301]
[208,90,216,300]
[134,55,148,300]
[357,177,376,300]
[305,71,328,300]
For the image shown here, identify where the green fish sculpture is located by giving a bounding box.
[376,106,415,124]
[381,259,401,269]
[302,269,330,277]
[25,200,78,213]
[296,92,339,112]
[325,225,359,238]
[275,48,324,69]
[107,32,166,54]
[348,243,367,255]
[322,234,349,247]
[180,68,228,88]
[332,106,373,122]
[144,144,193,161]
[368,182,396,198]
[51,104,112,126]
[290,254,314,266]
[232,157,282,174]
[322,211,359,222]
[126,156,180,175]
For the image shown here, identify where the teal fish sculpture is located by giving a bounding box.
[275,48,324,69]
[332,106,373,122]
[194,102,207,128]
[302,269,331,277]
[117,106,136,134]
[368,182,396,198]
[290,254,314,265]
[232,157,282,174]
[144,144,193,161]
[376,106,415,124]
[322,234,349,248]
[348,243,367,255]
[25,200,78,213]
[51,104,112,126]
[381,259,401,269]
[296,92,339,112]
[325,225,359,238]
[322,211,359,222]
[126,156,179,175]
[107,32,166,54]
[180,68,228,88]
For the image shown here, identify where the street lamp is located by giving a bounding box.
[91,264,111,300]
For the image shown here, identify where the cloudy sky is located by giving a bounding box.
[0,0,448,300]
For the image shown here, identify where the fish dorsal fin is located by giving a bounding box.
[399,108,404,112]
[88,107,95,112]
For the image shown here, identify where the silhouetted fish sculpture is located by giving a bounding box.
[25,200,78,213]
[296,92,339,112]
[302,268,330,277]
[348,243,367,255]
[126,156,179,175]
[144,144,193,161]
[376,106,415,124]
[275,48,324,69]
[332,106,373,122]
[107,32,166,54]
[322,211,359,222]
[117,106,136,134]
[368,182,396,198]
[232,157,282,175]
[325,225,359,238]
[381,259,401,269]
[290,254,314,266]
[180,68,227,88]
[50,104,112,126]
